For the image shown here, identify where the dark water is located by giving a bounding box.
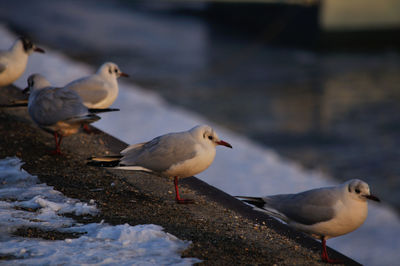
[1,0,400,211]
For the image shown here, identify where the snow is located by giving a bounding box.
[0,157,199,265]
[1,24,400,265]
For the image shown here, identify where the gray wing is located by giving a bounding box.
[65,76,108,105]
[29,87,88,126]
[120,132,197,173]
[264,188,338,225]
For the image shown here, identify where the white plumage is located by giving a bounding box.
[0,37,44,87]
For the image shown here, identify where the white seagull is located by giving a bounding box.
[237,179,380,263]
[24,74,118,154]
[0,37,45,87]
[64,62,129,109]
[88,125,232,203]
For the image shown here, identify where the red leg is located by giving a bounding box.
[83,124,92,134]
[321,237,342,264]
[49,132,62,155]
[57,134,63,150]
[174,176,194,204]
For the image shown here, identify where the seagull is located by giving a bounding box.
[24,74,119,154]
[236,179,380,263]
[0,37,45,87]
[64,62,129,109]
[88,125,232,204]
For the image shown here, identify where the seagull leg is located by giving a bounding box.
[50,132,62,155]
[57,134,63,153]
[174,176,194,204]
[321,237,342,264]
[83,124,92,134]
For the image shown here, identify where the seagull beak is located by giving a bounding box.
[119,72,129,78]
[365,194,380,202]
[216,140,232,148]
[34,47,45,53]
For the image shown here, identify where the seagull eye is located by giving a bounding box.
[355,188,361,194]
[208,136,213,140]
[114,69,118,73]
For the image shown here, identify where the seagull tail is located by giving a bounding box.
[89,108,120,114]
[84,114,101,123]
[66,114,100,125]
[236,196,289,222]
[87,155,122,167]
[235,196,266,209]
[87,156,152,172]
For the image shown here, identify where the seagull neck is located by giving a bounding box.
[9,42,29,65]
[11,41,25,54]
[30,84,51,96]
[28,88,41,100]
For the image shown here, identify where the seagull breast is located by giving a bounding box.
[292,195,369,239]
[163,143,216,178]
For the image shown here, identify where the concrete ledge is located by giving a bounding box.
[0,85,360,265]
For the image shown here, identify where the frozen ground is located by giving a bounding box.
[0,157,199,265]
[1,25,400,265]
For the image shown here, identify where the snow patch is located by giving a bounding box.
[0,157,199,265]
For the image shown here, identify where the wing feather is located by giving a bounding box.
[65,76,108,105]
[263,188,338,225]
[120,132,198,173]
[29,87,89,126]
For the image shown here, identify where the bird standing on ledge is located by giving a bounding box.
[24,74,118,155]
[88,125,232,204]
[237,179,380,263]
[64,62,128,133]
[64,62,129,109]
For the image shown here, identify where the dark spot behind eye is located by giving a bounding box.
[21,37,33,52]
[109,68,112,74]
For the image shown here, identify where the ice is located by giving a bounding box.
[1,24,400,265]
[0,157,199,265]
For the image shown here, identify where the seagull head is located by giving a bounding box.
[346,179,380,202]
[98,62,129,80]
[18,36,45,54]
[23,74,52,94]
[190,125,232,149]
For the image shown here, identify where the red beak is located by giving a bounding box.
[216,140,232,148]
[119,72,129,78]
[34,47,45,53]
